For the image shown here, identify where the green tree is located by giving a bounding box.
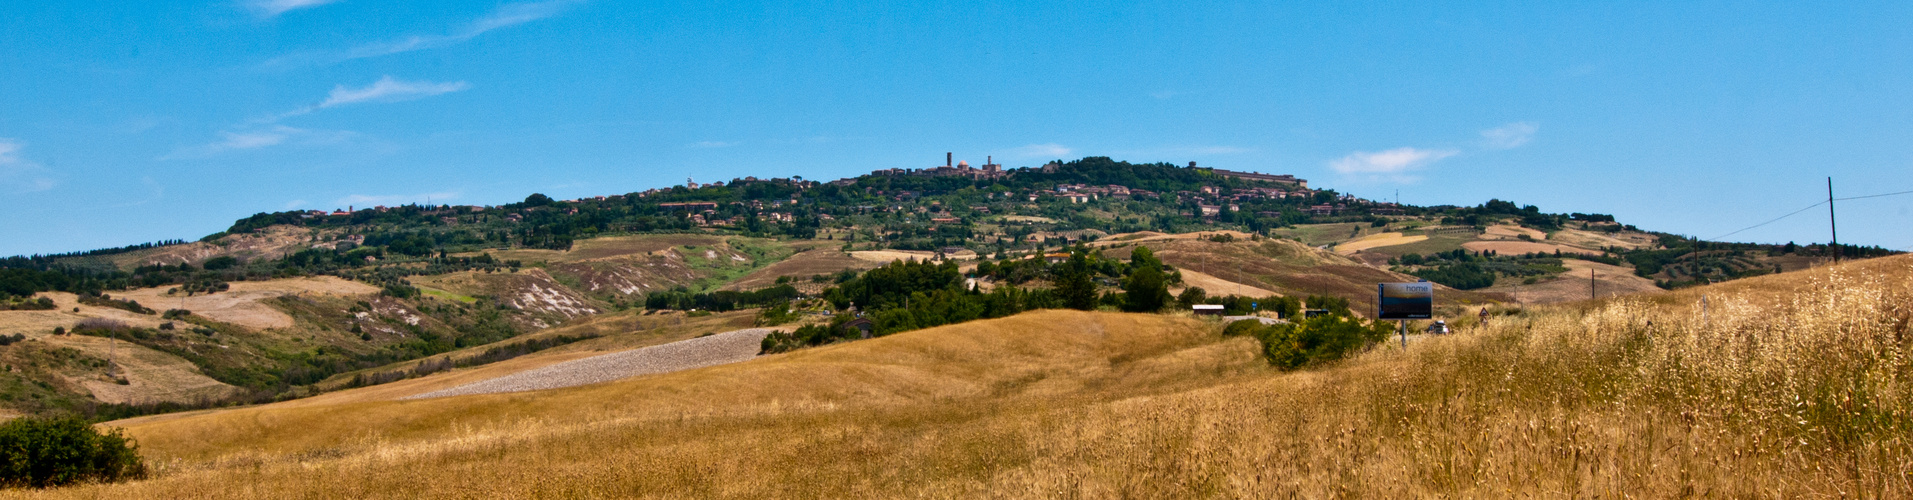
[1054,249,1098,311]
[1176,286,1208,308]
[1228,315,1391,370]
[0,417,147,488]
[1122,246,1170,312]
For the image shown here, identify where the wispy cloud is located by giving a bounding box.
[245,0,342,18]
[1329,147,1458,182]
[176,76,461,158]
[1006,143,1073,159]
[688,141,736,148]
[0,138,57,193]
[265,0,584,67]
[335,191,458,207]
[1480,122,1538,150]
[283,199,309,210]
[163,126,355,159]
[270,76,470,120]
[319,77,470,108]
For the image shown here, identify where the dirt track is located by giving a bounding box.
[404,328,773,399]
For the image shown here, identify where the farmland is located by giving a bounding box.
[16,254,1907,498]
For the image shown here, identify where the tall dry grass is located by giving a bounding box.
[9,257,1912,498]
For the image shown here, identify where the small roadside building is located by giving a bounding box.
[1192,304,1225,316]
[841,317,875,339]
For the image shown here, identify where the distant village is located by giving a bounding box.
[293,153,1401,230]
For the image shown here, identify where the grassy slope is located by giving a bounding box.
[1099,233,1505,310]
[30,256,1913,498]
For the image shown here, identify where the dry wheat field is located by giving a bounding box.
[11,256,1912,498]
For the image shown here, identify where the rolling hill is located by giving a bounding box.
[0,157,1897,421]
[16,253,1908,497]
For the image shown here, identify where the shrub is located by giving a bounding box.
[1409,263,1497,290]
[755,301,799,326]
[70,319,130,337]
[1228,314,1392,370]
[201,256,239,270]
[2,298,55,311]
[0,416,147,488]
[1176,287,1208,308]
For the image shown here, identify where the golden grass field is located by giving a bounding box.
[113,276,379,330]
[1483,258,1664,305]
[12,255,1913,498]
[1333,232,1428,255]
[849,249,976,263]
[722,246,875,291]
[1480,224,1548,240]
[1172,268,1278,298]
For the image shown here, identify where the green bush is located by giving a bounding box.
[1408,263,1497,290]
[201,256,239,270]
[1227,314,1392,370]
[755,301,799,326]
[0,417,147,488]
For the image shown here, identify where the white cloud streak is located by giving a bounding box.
[1329,147,1458,182]
[1007,143,1073,159]
[267,76,469,122]
[320,76,471,108]
[1480,122,1538,150]
[267,0,584,67]
[246,0,342,18]
[175,75,462,158]
[0,138,57,193]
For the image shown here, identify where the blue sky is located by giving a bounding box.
[3,1,1910,256]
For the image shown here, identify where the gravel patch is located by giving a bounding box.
[405,328,773,399]
[1222,316,1287,325]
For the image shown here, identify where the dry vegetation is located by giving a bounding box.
[1333,232,1427,255]
[1129,235,1504,309]
[721,246,874,291]
[1483,258,1663,305]
[12,255,1912,498]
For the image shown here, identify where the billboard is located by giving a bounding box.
[1377,282,1434,320]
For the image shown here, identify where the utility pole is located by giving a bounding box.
[1828,177,1839,264]
[1590,268,1596,300]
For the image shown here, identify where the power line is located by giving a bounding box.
[1709,200,1826,240]
[1703,186,1912,241]
[1835,188,1913,201]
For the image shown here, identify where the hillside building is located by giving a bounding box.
[1188,161,1308,189]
